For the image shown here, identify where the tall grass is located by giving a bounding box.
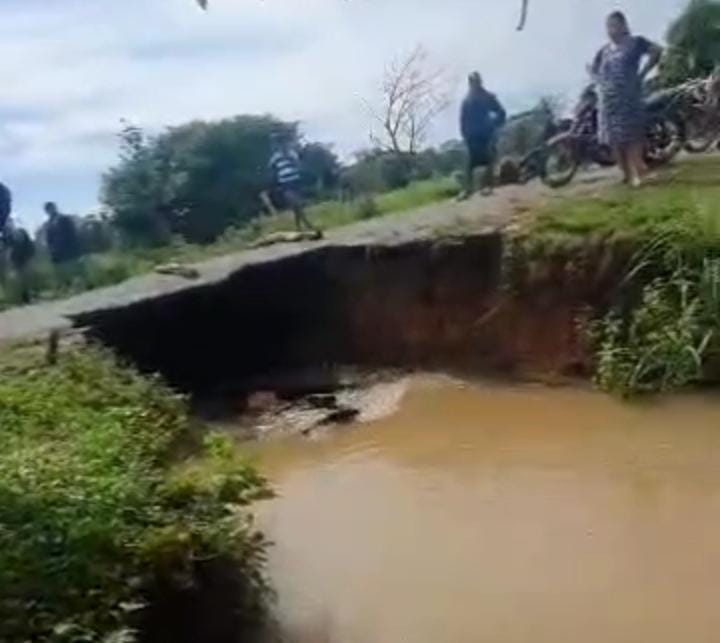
[593,259,718,395]
[529,156,720,396]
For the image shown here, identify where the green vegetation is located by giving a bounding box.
[101,118,463,248]
[532,157,720,245]
[593,255,720,395]
[530,157,720,396]
[102,117,339,245]
[0,175,457,310]
[661,0,720,85]
[0,345,271,642]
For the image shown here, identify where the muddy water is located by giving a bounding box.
[253,379,720,643]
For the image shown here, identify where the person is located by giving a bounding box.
[591,11,662,187]
[6,221,35,304]
[458,72,507,199]
[0,182,11,236]
[44,201,83,289]
[266,134,320,234]
[0,182,13,295]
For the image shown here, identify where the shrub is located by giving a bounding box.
[594,273,712,395]
[0,347,271,642]
[353,195,380,220]
[593,249,720,396]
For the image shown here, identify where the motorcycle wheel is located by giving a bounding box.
[541,140,578,188]
[683,107,715,153]
[518,148,546,185]
[684,122,715,153]
[645,116,683,167]
[685,136,714,154]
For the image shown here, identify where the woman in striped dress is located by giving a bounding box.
[591,12,662,187]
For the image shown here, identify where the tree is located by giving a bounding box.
[298,142,341,198]
[99,122,175,245]
[102,117,338,245]
[662,0,720,84]
[367,45,451,156]
[102,116,294,244]
[498,96,562,158]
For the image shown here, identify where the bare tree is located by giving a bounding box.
[367,45,451,155]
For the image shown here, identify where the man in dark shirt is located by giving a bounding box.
[5,221,36,304]
[44,202,84,291]
[45,202,81,265]
[459,72,507,199]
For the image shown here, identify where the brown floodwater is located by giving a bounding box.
[252,378,720,643]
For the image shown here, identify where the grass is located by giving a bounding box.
[526,155,720,396]
[0,176,458,311]
[151,175,459,261]
[529,156,720,247]
[0,343,271,642]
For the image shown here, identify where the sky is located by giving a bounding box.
[0,0,688,229]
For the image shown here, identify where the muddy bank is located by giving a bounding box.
[75,232,635,398]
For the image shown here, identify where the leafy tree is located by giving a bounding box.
[433,140,467,176]
[661,0,720,84]
[499,97,561,158]
[102,117,340,245]
[343,149,417,193]
[100,122,176,245]
[298,142,341,198]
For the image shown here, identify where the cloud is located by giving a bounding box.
[0,0,688,227]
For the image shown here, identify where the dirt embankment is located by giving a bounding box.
[74,230,635,403]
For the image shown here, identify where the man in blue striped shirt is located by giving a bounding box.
[266,134,319,233]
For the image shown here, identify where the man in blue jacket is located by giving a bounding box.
[459,72,506,199]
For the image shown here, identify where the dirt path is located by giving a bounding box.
[0,169,618,345]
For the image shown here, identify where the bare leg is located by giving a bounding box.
[627,143,646,186]
[260,191,278,217]
[613,145,631,184]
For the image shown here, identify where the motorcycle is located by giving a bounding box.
[515,118,573,185]
[681,76,720,153]
[643,85,687,166]
[543,84,686,188]
[542,87,614,189]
